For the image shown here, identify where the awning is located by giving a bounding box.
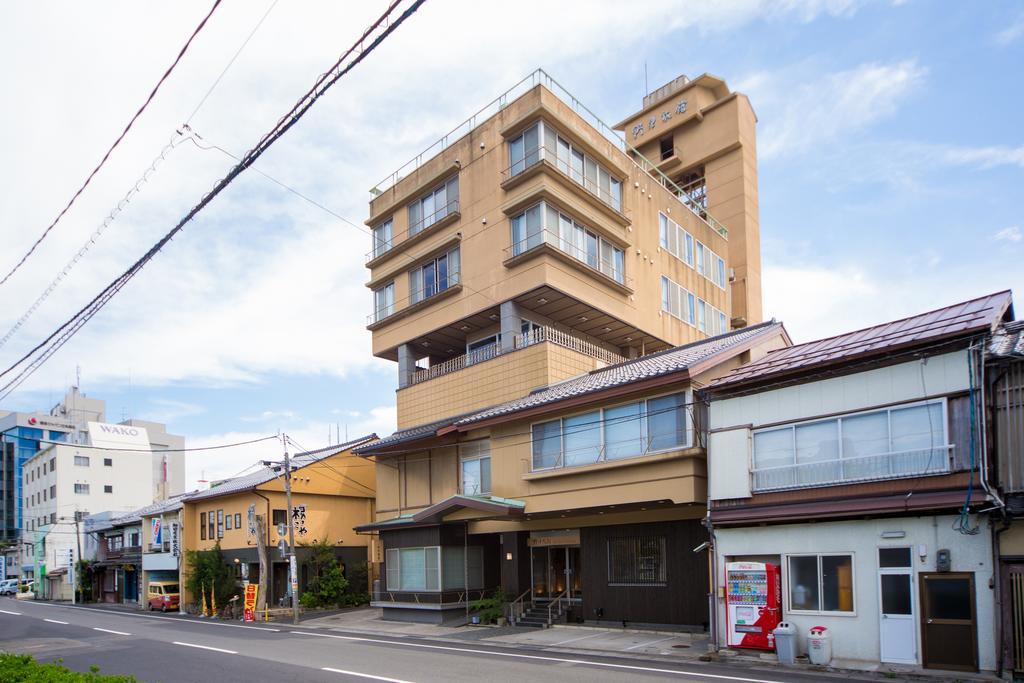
[45,567,67,578]
[356,494,525,532]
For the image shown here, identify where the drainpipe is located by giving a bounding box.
[972,341,1006,510]
[704,507,718,652]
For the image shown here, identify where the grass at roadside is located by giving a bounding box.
[0,652,139,682]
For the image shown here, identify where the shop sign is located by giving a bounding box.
[243,582,258,622]
[169,522,180,558]
[630,99,688,140]
[527,530,580,547]
[151,518,162,547]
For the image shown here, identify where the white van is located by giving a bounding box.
[0,579,18,595]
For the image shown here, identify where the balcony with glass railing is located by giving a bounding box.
[499,142,624,214]
[503,227,629,289]
[368,69,727,240]
[751,445,954,492]
[367,268,462,327]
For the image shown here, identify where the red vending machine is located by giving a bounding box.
[725,561,781,650]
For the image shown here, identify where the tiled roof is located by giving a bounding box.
[353,414,473,455]
[991,320,1024,358]
[88,492,195,531]
[355,494,526,531]
[185,434,376,502]
[711,290,1013,392]
[453,321,785,427]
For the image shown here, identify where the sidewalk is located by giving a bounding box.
[301,608,1000,682]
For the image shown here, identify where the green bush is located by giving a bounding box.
[184,542,238,609]
[0,653,138,681]
[469,588,509,624]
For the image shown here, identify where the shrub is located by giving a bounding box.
[469,588,509,624]
[184,543,238,609]
[0,652,138,681]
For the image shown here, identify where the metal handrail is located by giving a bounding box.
[368,68,727,240]
[508,588,533,624]
[367,269,462,325]
[752,444,954,492]
[366,199,460,262]
[547,589,569,624]
[501,143,623,213]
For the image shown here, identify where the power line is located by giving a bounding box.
[16,433,279,453]
[184,0,279,125]
[0,0,223,289]
[0,0,428,400]
[0,131,192,352]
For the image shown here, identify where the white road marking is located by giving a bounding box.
[43,618,69,624]
[23,602,279,631]
[0,609,21,615]
[549,631,605,646]
[322,667,415,683]
[292,631,788,683]
[173,641,238,654]
[625,635,680,650]
[94,627,131,636]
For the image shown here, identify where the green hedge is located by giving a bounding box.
[0,653,138,682]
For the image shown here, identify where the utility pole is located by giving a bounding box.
[73,515,82,604]
[282,435,299,626]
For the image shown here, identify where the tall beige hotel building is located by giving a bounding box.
[355,70,782,627]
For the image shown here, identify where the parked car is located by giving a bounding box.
[0,579,17,595]
[147,581,180,612]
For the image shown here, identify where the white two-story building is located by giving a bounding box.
[706,291,1013,674]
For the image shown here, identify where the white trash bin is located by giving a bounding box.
[773,622,797,664]
[807,625,831,665]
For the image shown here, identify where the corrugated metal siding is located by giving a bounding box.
[996,362,1024,493]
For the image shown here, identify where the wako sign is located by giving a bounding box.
[87,422,151,450]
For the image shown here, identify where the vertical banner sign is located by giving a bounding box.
[292,505,307,537]
[170,522,180,558]
[151,518,162,547]
[0,554,6,580]
[243,582,258,622]
[247,504,257,539]
[289,555,298,601]
[67,548,75,589]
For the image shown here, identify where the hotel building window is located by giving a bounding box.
[408,177,459,237]
[661,277,726,335]
[74,483,89,494]
[531,392,690,471]
[508,121,622,211]
[752,400,948,491]
[372,282,395,323]
[659,213,694,267]
[695,240,726,289]
[409,247,460,304]
[372,218,393,258]
[459,440,491,496]
[385,546,483,592]
[74,455,89,467]
[511,202,624,284]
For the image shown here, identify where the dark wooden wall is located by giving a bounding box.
[580,520,709,628]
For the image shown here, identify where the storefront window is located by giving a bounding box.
[787,554,854,613]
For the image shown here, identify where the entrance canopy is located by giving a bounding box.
[355,494,525,532]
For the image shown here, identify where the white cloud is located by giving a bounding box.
[940,144,1024,169]
[995,13,1024,45]
[995,226,1022,243]
[141,398,205,424]
[184,404,395,490]
[744,59,926,159]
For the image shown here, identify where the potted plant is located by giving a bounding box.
[469,588,508,626]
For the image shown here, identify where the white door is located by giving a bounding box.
[878,547,916,664]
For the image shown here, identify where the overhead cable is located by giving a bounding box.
[0,0,223,288]
[0,0,427,400]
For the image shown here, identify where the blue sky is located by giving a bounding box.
[1,0,1021,487]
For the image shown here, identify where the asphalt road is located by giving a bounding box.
[0,598,893,683]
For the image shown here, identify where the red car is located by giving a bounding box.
[147,581,180,611]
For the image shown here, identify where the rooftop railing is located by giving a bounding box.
[407,325,626,386]
[368,69,727,240]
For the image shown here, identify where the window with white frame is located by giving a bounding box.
[510,201,624,284]
[459,440,491,495]
[694,240,726,289]
[531,392,690,471]
[409,247,460,304]
[508,121,622,211]
[659,213,694,267]
[661,277,727,335]
[408,177,459,236]
[787,554,854,613]
[372,218,393,258]
[74,483,89,494]
[384,546,484,592]
[74,455,89,467]
[372,282,395,322]
[752,399,949,491]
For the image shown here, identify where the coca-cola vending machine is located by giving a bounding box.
[725,561,781,650]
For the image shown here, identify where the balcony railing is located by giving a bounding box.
[366,199,460,262]
[368,269,461,326]
[369,68,727,240]
[407,325,626,386]
[500,143,622,213]
[751,445,954,492]
[504,229,628,287]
